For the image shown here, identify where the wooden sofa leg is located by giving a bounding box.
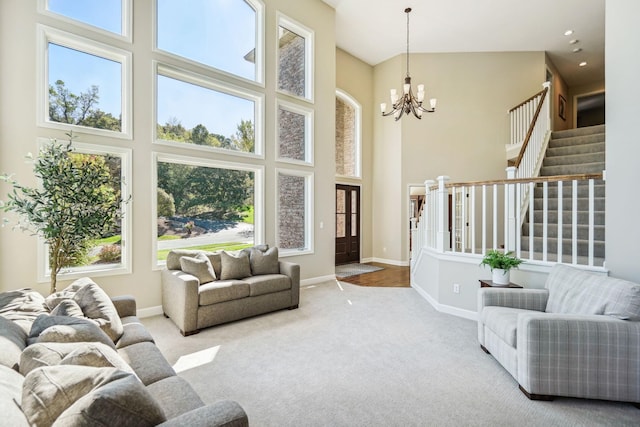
[480,344,491,354]
[163,312,169,318]
[181,329,200,337]
[519,385,554,401]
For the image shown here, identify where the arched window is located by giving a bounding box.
[335,90,361,178]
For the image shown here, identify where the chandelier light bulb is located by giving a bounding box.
[380,103,387,113]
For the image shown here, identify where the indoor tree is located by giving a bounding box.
[1,133,126,293]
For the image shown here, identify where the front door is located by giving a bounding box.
[335,184,360,264]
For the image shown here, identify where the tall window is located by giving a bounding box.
[277,100,313,165]
[40,0,131,39]
[38,25,132,138]
[335,90,361,178]
[37,140,132,282]
[277,169,313,254]
[155,65,263,156]
[277,14,314,102]
[154,154,263,265]
[156,0,263,83]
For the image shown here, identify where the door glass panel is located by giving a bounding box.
[336,189,345,213]
[351,213,357,237]
[351,190,357,213]
[336,214,345,238]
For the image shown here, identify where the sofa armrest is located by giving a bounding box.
[279,260,300,307]
[158,400,248,427]
[517,313,640,401]
[161,269,200,335]
[478,288,548,312]
[111,295,137,318]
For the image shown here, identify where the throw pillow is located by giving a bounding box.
[249,247,280,275]
[45,277,95,310]
[166,249,202,271]
[220,250,252,280]
[50,299,85,318]
[29,314,116,350]
[179,253,216,284]
[22,366,164,427]
[0,315,27,371]
[204,251,223,278]
[73,281,124,342]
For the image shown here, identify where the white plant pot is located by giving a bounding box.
[492,269,510,285]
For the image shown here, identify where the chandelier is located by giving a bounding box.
[380,7,437,120]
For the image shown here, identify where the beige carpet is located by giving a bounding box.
[143,281,640,426]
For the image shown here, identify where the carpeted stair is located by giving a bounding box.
[521,125,605,265]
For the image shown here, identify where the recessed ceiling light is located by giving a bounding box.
[569,39,579,45]
[564,30,574,36]
[572,47,583,53]
[579,61,587,67]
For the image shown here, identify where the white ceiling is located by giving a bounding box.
[323,0,605,86]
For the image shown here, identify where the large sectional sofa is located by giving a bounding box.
[161,246,300,336]
[0,278,248,426]
[478,263,640,404]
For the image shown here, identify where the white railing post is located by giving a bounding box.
[505,167,517,252]
[436,176,450,253]
[410,217,418,264]
[425,179,436,249]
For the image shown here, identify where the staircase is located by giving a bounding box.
[521,125,605,265]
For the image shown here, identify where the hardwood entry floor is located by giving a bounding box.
[337,262,410,288]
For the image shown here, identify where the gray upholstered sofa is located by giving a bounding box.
[161,246,300,336]
[478,264,640,403]
[0,280,248,426]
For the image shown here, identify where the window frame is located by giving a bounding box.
[37,25,133,139]
[276,12,314,103]
[151,152,265,269]
[36,138,133,283]
[37,0,132,43]
[335,89,362,179]
[153,0,265,87]
[275,168,314,257]
[276,98,314,166]
[153,62,265,159]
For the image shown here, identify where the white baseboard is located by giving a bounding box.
[411,283,478,321]
[302,275,336,286]
[370,257,410,267]
[137,305,163,319]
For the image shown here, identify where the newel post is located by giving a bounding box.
[505,167,517,252]
[424,179,436,248]
[436,176,450,253]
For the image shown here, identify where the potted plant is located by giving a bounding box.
[480,250,523,285]
[1,133,127,294]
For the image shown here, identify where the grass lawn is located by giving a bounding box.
[157,242,252,261]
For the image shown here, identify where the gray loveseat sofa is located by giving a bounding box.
[161,246,300,336]
[478,263,640,404]
[0,280,248,426]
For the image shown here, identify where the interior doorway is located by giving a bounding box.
[576,91,605,128]
[335,184,360,265]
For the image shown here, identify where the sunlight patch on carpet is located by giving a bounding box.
[173,346,220,373]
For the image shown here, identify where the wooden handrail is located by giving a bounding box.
[513,87,549,168]
[508,87,547,113]
[428,173,604,191]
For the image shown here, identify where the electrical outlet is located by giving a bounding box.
[453,283,460,294]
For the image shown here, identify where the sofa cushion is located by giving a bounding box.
[243,274,292,297]
[0,365,29,426]
[180,253,216,284]
[22,366,165,427]
[116,321,155,349]
[204,251,223,279]
[117,341,176,386]
[481,307,533,348]
[29,314,116,350]
[147,376,204,420]
[44,277,93,310]
[20,342,135,377]
[72,281,124,342]
[545,264,640,320]
[166,249,203,271]
[199,280,250,306]
[249,247,280,275]
[0,288,49,334]
[50,299,85,318]
[220,250,252,280]
[0,315,27,370]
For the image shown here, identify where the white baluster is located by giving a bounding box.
[572,180,578,265]
[588,179,595,266]
[436,176,450,253]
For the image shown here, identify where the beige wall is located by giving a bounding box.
[605,0,640,282]
[335,48,374,261]
[373,51,546,263]
[0,0,337,309]
[545,55,571,132]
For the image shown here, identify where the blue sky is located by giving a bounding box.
[48,0,256,138]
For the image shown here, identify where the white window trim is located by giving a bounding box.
[152,0,265,87]
[276,12,314,104]
[335,89,362,179]
[36,138,133,283]
[37,25,133,139]
[37,0,133,43]
[151,152,265,269]
[275,168,314,256]
[276,98,314,166]
[154,62,265,159]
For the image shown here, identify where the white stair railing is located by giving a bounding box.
[419,173,604,268]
